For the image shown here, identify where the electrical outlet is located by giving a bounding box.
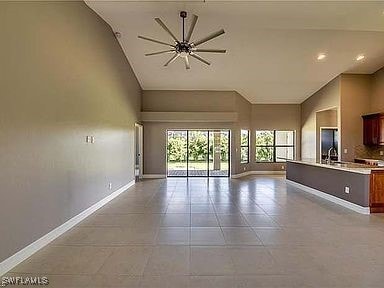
[86,136,90,143]
[345,186,350,194]
[380,151,384,156]
[243,167,246,171]
[109,183,112,190]
[90,136,95,144]
[281,165,285,170]
[344,148,348,154]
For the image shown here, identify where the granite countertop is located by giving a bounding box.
[355,158,384,166]
[287,159,384,175]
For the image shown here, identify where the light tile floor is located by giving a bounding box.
[5,176,384,287]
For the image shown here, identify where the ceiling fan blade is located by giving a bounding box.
[194,49,226,53]
[145,50,175,56]
[184,56,190,70]
[164,53,179,67]
[185,14,198,42]
[193,29,225,47]
[190,53,210,66]
[155,18,179,42]
[138,35,174,47]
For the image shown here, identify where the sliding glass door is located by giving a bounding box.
[167,129,230,177]
[188,131,209,176]
[167,130,188,176]
[209,130,230,177]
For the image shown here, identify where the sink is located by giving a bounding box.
[331,161,349,164]
[321,160,346,165]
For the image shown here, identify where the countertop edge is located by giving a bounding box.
[286,160,383,175]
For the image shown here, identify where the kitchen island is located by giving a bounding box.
[286,160,384,214]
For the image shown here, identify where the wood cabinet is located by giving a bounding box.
[362,113,384,146]
[380,116,384,145]
[370,170,384,213]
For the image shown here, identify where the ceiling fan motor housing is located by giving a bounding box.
[176,42,192,55]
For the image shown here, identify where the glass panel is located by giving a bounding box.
[256,130,274,146]
[188,130,208,176]
[209,131,229,176]
[276,146,294,162]
[255,147,274,162]
[275,131,294,145]
[167,130,187,176]
[240,147,249,163]
[241,130,249,146]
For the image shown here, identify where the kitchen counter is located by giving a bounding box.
[288,160,384,175]
[355,158,384,166]
[286,160,384,214]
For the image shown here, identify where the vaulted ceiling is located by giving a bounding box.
[85,1,384,104]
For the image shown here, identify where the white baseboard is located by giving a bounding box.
[286,180,370,215]
[232,170,286,178]
[0,180,135,276]
[231,171,254,178]
[142,174,166,179]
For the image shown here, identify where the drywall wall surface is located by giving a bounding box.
[301,77,340,160]
[340,74,371,162]
[0,2,141,262]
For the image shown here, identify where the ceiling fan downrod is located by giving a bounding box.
[180,11,187,42]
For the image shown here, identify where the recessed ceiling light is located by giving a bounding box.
[356,54,365,61]
[317,53,326,61]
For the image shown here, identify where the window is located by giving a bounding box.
[255,130,295,162]
[240,130,249,163]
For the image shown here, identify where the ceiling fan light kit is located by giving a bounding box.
[138,11,226,70]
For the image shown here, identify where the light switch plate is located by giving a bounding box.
[380,151,384,156]
[344,148,348,154]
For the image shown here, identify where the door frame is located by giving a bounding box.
[166,129,231,178]
[134,123,144,180]
[319,126,338,162]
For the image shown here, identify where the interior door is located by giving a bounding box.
[134,123,143,180]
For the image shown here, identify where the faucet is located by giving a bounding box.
[327,147,338,164]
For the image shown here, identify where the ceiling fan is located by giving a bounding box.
[138,11,226,69]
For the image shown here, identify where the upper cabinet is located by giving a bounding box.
[362,113,384,146]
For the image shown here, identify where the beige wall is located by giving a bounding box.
[340,74,371,162]
[142,90,249,175]
[0,2,141,262]
[371,67,384,112]
[234,93,252,173]
[142,90,237,112]
[301,77,341,160]
[301,68,384,163]
[142,91,302,175]
[251,104,301,171]
[352,68,384,160]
